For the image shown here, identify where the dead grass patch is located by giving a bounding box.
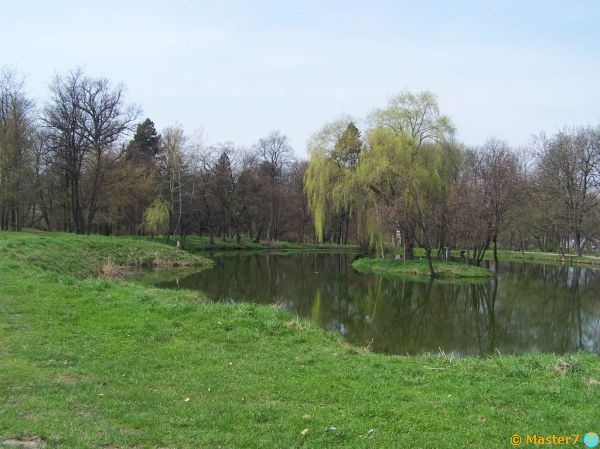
[99,259,122,279]
[1,438,46,448]
[286,318,311,331]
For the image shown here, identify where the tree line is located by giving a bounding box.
[0,68,310,243]
[305,91,600,274]
[1,68,599,262]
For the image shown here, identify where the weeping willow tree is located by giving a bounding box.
[408,143,450,276]
[305,123,457,273]
[357,128,416,258]
[142,197,170,238]
[359,131,455,275]
[305,91,456,264]
[304,118,363,244]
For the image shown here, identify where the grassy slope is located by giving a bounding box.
[353,257,493,279]
[1,232,599,448]
[0,232,210,278]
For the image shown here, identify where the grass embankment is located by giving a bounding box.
[1,232,599,448]
[167,235,361,252]
[0,232,210,278]
[410,247,600,268]
[353,257,494,279]
[490,249,600,267]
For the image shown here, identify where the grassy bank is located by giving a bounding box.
[0,232,211,278]
[490,249,600,267]
[410,247,600,268]
[353,257,494,279]
[1,232,599,448]
[166,235,361,252]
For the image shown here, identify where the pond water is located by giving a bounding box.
[158,252,600,356]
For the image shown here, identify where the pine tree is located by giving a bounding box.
[126,118,161,164]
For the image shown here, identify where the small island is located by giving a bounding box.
[352,257,494,279]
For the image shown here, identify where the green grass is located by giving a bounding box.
[410,247,600,268]
[490,249,600,267]
[0,231,211,278]
[353,257,494,279]
[1,232,599,448]
[165,235,361,252]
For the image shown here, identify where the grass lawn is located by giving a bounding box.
[411,247,600,268]
[1,232,599,448]
[491,249,600,267]
[352,257,494,279]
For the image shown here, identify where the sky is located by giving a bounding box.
[2,0,599,157]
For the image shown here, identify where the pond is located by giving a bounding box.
[158,252,600,356]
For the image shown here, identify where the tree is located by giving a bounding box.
[211,148,236,238]
[79,76,138,231]
[368,90,454,149]
[114,118,162,234]
[453,139,521,268]
[305,117,364,243]
[478,139,521,269]
[159,126,187,237]
[332,122,362,169]
[0,69,36,231]
[255,131,294,240]
[142,197,170,237]
[357,127,416,257]
[42,69,137,234]
[535,127,600,256]
[410,143,452,276]
[365,91,455,258]
[331,122,363,244]
[126,118,161,164]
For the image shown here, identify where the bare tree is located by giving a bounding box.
[255,130,294,240]
[43,69,137,233]
[535,127,600,256]
[159,126,187,238]
[452,140,520,267]
[479,138,521,269]
[0,69,36,230]
[79,77,138,230]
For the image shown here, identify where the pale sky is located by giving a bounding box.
[2,0,599,157]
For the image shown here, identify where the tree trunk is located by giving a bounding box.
[402,228,414,260]
[575,231,583,257]
[70,174,84,234]
[492,235,499,274]
[425,248,436,278]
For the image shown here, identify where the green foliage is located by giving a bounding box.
[142,197,170,237]
[368,90,455,146]
[331,122,362,168]
[304,117,362,242]
[305,91,465,258]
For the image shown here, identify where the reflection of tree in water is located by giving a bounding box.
[498,263,600,354]
[341,278,499,356]
[160,254,600,356]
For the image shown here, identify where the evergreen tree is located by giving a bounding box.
[332,122,362,168]
[126,118,161,164]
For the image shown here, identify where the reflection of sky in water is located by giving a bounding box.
[159,253,600,356]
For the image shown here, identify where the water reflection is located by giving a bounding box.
[158,253,600,356]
